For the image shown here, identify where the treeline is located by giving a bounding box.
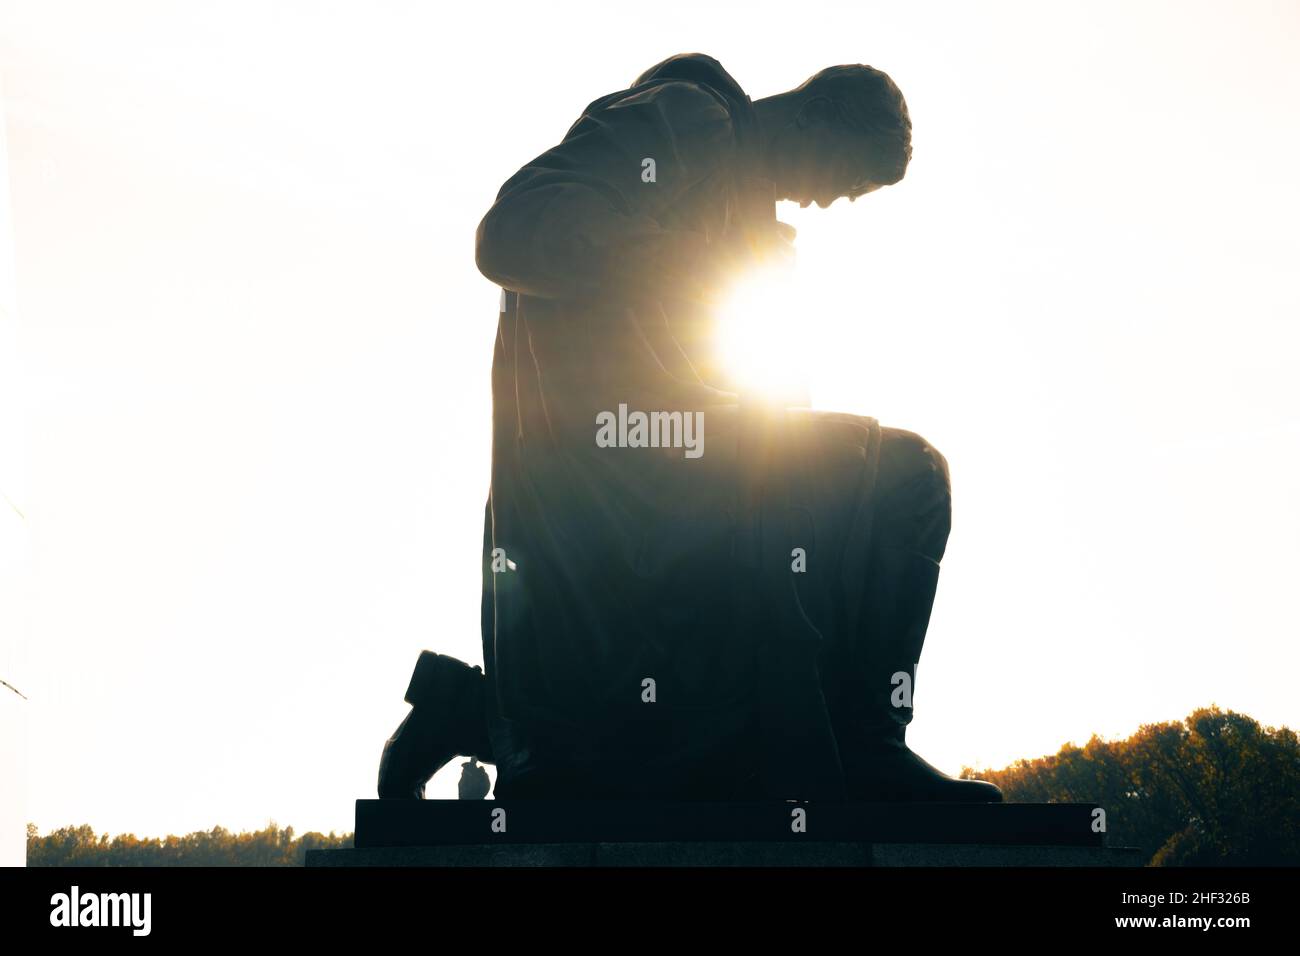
[26,705,1297,866]
[960,705,1299,865]
[26,822,351,867]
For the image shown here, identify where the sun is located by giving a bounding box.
[714,267,816,407]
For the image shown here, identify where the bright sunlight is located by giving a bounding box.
[714,265,818,407]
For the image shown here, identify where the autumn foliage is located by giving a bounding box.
[25,821,351,867]
[960,705,1299,865]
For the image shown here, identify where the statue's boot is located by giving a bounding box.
[836,547,1002,803]
[377,651,495,799]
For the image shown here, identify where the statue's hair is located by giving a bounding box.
[793,64,912,184]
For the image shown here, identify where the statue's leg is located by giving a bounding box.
[826,426,1002,803]
[376,501,500,799]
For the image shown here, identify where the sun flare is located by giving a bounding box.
[714,268,816,407]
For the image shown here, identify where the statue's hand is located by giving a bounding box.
[733,220,796,274]
[668,222,798,310]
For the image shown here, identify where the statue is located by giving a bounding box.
[378,53,1002,803]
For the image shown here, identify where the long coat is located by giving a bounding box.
[474,54,884,797]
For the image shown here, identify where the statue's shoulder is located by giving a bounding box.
[572,78,735,135]
[565,52,750,133]
[631,52,747,101]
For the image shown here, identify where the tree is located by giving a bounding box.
[26,821,352,866]
[961,705,1299,865]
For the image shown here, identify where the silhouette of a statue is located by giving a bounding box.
[378,53,1001,803]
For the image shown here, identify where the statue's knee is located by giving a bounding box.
[876,428,952,559]
[879,427,951,499]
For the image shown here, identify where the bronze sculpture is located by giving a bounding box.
[379,53,1001,804]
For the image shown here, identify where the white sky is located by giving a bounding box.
[2,0,1297,841]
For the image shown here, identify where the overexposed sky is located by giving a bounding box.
[2,0,1297,840]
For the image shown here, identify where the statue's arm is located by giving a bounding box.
[475,82,738,304]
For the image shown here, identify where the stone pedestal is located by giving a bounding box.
[305,800,1143,867]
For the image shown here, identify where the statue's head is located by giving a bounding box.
[762,65,912,208]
